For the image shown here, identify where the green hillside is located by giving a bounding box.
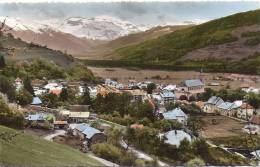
[116,9,260,64]
[0,125,102,166]
[0,34,75,67]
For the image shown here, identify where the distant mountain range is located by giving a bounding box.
[0,16,197,55]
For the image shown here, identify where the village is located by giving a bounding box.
[10,73,260,165]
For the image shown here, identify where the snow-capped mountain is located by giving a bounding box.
[0,16,147,41]
[57,16,147,40]
[0,16,147,55]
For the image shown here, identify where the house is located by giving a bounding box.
[88,86,98,98]
[105,78,118,87]
[53,121,68,129]
[44,82,63,95]
[152,94,163,105]
[124,89,146,102]
[25,113,46,122]
[73,124,107,146]
[250,115,260,125]
[163,84,176,92]
[160,90,175,103]
[236,103,255,120]
[217,102,240,116]
[31,96,42,106]
[69,112,90,123]
[162,130,192,147]
[34,87,47,96]
[25,113,54,122]
[242,87,259,94]
[180,79,204,95]
[203,96,224,113]
[161,108,188,125]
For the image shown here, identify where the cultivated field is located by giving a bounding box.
[201,115,245,139]
[89,67,260,90]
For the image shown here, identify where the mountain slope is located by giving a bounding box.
[0,125,102,166]
[79,25,190,59]
[115,9,260,64]
[0,33,75,67]
[11,29,104,55]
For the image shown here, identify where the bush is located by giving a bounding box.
[0,95,24,128]
[91,143,136,165]
[187,157,205,167]
[15,89,33,106]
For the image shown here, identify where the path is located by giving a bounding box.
[120,140,168,166]
[43,130,65,141]
[88,153,119,167]
[43,129,119,166]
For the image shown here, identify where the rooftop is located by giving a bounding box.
[162,108,187,120]
[164,130,192,147]
[184,79,204,87]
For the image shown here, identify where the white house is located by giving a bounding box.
[161,108,188,125]
[160,90,175,103]
[236,103,255,120]
[163,84,176,92]
[203,96,224,113]
[217,102,240,116]
[180,79,204,95]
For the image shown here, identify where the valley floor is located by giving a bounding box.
[89,67,260,90]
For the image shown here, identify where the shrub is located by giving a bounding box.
[15,88,33,106]
[0,95,24,128]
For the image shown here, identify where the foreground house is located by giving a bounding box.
[161,108,188,125]
[161,130,192,147]
[72,124,107,147]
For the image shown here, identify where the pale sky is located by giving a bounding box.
[0,0,259,26]
[0,0,260,2]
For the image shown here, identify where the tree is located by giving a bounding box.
[15,88,33,106]
[81,88,91,105]
[0,75,16,101]
[197,88,215,101]
[136,101,155,121]
[60,88,69,101]
[187,117,206,136]
[23,76,34,96]
[0,54,6,68]
[41,93,59,108]
[147,83,156,94]
[246,93,260,109]
[0,95,24,128]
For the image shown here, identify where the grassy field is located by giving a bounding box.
[0,125,102,166]
[201,115,245,139]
